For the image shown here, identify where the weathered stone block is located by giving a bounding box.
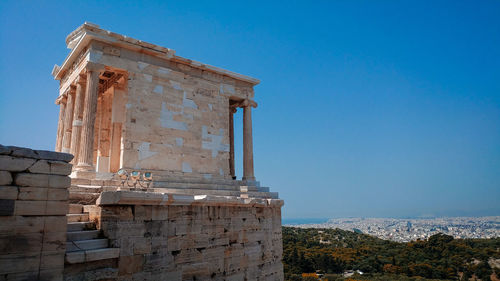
[0,155,36,172]
[134,205,152,221]
[48,175,71,188]
[0,171,12,185]
[42,231,66,251]
[47,188,69,201]
[133,237,152,254]
[0,252,40,274]
[27,159,51,174]
[48,160,72,175]
[118,255,144,275]
[44,216,67,232]
[14,200,45,216]
[18,187,48,201]
[152,206,168,220]
[45,201,68,215]
[14,173,48,187]
[9,147,38,159]
[0,232,43,254]
[0,186,18,200]
[35,150,73,162]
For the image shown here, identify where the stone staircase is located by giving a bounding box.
[65,203,119,264]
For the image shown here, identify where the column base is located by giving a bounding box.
[75,163,95,172]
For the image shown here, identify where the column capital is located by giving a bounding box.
[75,73,87,85]
[235,99,258,109]
[69,84,77,94]
[55,95,67,105]
[85,61,105,73]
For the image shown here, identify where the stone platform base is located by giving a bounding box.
[64,191,284,281]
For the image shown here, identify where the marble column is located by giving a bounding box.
[229,106,237,180]
[61,86,76,153]
[77,67,100,170]
[55,96,67,152]
[69,76,86,164]
[242,100,257,181]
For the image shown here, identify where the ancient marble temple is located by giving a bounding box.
[51,22,284,280]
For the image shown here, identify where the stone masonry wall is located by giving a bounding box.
[77,191,284,280]
[0,145,73,281]
[89,41,255,180]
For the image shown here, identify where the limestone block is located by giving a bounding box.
[48,175,71,188]
[47,188,69,201]
[181,262,211,280]
[40,250,65,270]
[48,160,72,175]
[44,216,67,233]
[14,200,45,216]
[0,144,11,155]
[0,232,43,254]
[35,150,73,162]
[145,220,168,237]
[151,206,168,220]
[150,270,181,281]
[134,205,152,221]
[101,206,134,221]
[0,171,12,185]
[42,231,66,251]
[225,272,245,281]
[46,201,68,215]
[0,271,40,281]
[174,248,202,265]
[14,173,48,187]
[18,187,48,201]
[0,155,36,172]
[38,268,63,281]
[133,237,151,254]
[0,199,15,217]
[0,252,41,274]
[0,186,18,200]
[151,236,168,250]
[27,159,50,174]
[118,255,144,275]
[9,147,38,159]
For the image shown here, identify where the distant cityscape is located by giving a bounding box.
[285,216,500,242]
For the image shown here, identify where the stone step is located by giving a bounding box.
[66,238,108,252]
[152,188,278,199]
[67,230,101,241]
[70,184,103,193]
[67,213,89,223]
[152,181,267,191]
[65,248,120,264]
[70,176,260,188]
[69,203,84,214]
[69,191,100,204]
[67,221,96,232]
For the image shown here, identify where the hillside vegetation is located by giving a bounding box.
[283,227,500,281]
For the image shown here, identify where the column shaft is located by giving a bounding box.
[77,69,100,170]
[55,99,66,152]
[61,90,75,153]
[242,105,255,181]
[69,80,85,163]
[229,107,236,179]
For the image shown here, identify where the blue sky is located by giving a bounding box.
[1,1,499,218]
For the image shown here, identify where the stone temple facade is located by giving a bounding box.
[3,22,284,280]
